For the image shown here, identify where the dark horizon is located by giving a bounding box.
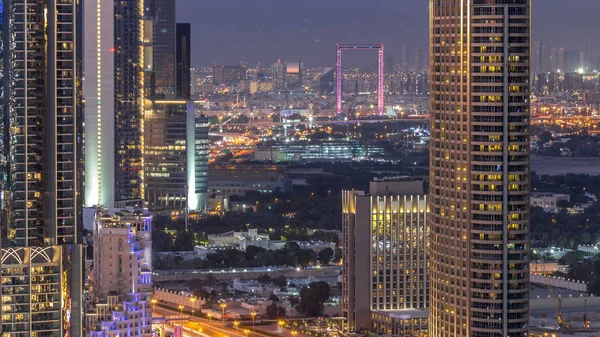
[177,0,600,68]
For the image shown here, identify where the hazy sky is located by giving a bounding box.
[176,0,600,68]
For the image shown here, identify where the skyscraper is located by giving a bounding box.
[84,0,116,208]
[534,40,542,74]
[145,0,177,98]
[414,48,423,72]
[176,23,192,99]
[343,180,428,334]
[271,59,287,92]
[429,1,530,337]
[1,0,84,335]
[114,0,145,206]
[400,45,409,73]
[286,60,304,90]
[144,100,209,211]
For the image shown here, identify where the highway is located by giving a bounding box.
[155,306,308,337]
[221,117,428,127]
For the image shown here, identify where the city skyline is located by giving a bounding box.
[177,0,600,67]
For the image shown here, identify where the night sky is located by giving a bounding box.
[176,0,600,68]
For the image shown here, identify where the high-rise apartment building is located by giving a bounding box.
[86,208,153,336]
[144,100,209,211]
[176,23,192,99]
[1,0,85,335]
[429,1,531,337]
[342,180,429,334]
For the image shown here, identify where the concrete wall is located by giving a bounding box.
[530,274,588,292]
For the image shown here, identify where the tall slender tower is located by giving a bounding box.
[429,1,531,337]
[114,0,145,206]
[1,0,84,335]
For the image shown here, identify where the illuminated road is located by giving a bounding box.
[222,117,428,127]
[155,306,311,337]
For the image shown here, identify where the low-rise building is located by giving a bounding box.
[530,193,570,212]
[209,164,291,196]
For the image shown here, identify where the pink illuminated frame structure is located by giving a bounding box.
[336,44,384,116]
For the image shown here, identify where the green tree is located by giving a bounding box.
[266,303,287,319]
[174,230,194,251]
[298,281,330,317]
[333,247,343,264]
[317,248,334,266]
[273,275,287,287]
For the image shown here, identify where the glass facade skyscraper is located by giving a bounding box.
[114,0,144,205]
[429,1,531,337]
[1,0,84,335]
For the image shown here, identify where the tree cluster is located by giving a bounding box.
[297,281,330,317]
[153,242,320,270]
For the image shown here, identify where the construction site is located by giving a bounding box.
[530,285,600,337]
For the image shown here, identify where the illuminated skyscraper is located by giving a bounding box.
[144,100,209,211]
[1,0,84,335]
[84,0,116,208]
[114,0,145,205]
[84,0,145,207]
[429,1,531,337]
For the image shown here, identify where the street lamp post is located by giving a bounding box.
[208,313,213,322]
[221,303,227,323]
[291,330,298,337]
[178,305,184,316]
[251,312,256,331]
[151,299,157,312]
[278,320,284,332]
[244,329,249,337]
[190,298,196,317]
[234,321,240,331]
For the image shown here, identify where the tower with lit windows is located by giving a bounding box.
[429,1,531,337]
[1,0,85,335]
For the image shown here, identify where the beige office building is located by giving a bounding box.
[342,180,429,334]
[429,1,531,337]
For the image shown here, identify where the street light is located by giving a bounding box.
[234,321,240,331]
[244,329,249,337]
[178,305,184,316]
[251,312,256,330]
[221,303,227,323]
[291,330,298,337]
[208,313,213,322]
[190,298,196,317]
[151,299,157,312]
[278,320,284,332]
